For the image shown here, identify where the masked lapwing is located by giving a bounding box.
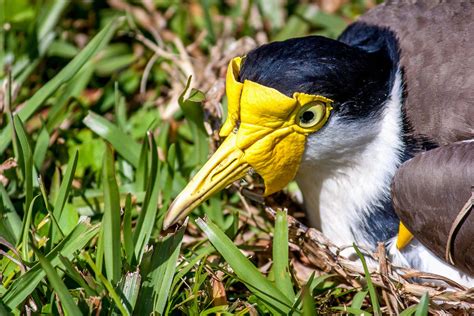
[164,1,474,286]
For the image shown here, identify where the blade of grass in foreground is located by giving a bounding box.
[332,306,372,315]
[133,133,161,263]
[0,183,22,244]
[136,224,185,315]
[273,210,295,301]
[12,116,34,211]
[415,292,429,316]
[353,244,381,316]
[84,111,141,167]
[196,217,293,314]
[3,223,99,308]
[302,285,317,316]
[101,145,122,283]
[51,150,78,245]
[351,289,368,312]
[32,245,82,315]
[123,193,134,265]
[19,195,41,262]
[0,18,121,153]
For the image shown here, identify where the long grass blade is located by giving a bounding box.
[117,270,141,314]
[31,245,82,315]
[136,224,186,315]
[133,132,161,263]
[0,183,22,244]
[353,244,381,316]
[101,145,122,283]
[19,195,41,261]
[51,150,78,244]
[273,210,295,301]
[196,217,293,314]
[123,193,134,265]
[302,285,317,316]
[415,292,429,316]
[351,290,368,313]
[12,116,34,211]
[33,126,49,169]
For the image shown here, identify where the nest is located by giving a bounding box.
[263,208,474,315]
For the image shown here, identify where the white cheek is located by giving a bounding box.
[302,115,381,165]
[295,70,405,246]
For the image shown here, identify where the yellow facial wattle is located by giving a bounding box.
[164,57,333,228]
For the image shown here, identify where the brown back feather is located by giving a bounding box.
[360,1,474,145]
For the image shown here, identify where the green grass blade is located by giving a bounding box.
[4,223,99,308]
[0,18,121,153]
[19,195,41,261]
[12,115,34,211]
[133,133,161,263]
[123,193,134,265]
[0,183,22,244]
[136,224,185,315]
[302,285,317,316]
[0,299,9,315]
[31,245,82,316]
[415,292,429,316]
[293,273,335,311]
[196,217,293,314]
[351,290,368,313]
[117,270,141,314]
[33,126,49,169]
[0,201,17,245]
[399,306,417,316]
[135,139,149,192]
[399,294,430,316]
[51,150,78,244]
[38,177,64,243]
[332,307,373,315]
[45,61,94,132]
[273,210,295,302]
[37,1,68,41]
[83,111,141,167]
[101,145,122,283]
[353,244,381,316]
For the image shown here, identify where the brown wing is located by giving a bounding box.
[359,1,474,145]
[391,142,474,275]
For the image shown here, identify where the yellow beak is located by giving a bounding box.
[163,133,250,228]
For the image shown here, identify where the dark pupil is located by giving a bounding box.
[301,111,315,123]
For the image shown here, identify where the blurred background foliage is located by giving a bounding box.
[0,1,404,315]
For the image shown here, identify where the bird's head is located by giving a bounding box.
[164,35,394,229]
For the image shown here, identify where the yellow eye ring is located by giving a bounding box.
[296,101,326,128]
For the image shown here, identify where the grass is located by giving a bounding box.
[0,0,436,314]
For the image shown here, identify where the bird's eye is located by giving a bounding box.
[296,102,326,128]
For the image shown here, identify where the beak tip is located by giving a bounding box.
[163,213,177,231]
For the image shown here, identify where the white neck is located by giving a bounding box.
[296,71,404,247]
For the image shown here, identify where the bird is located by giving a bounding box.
[164,1,474,287]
